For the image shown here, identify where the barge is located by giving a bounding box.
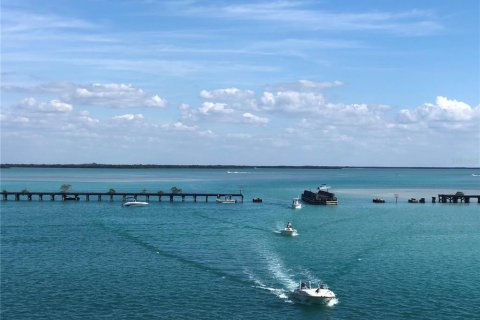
[301,187,338,205]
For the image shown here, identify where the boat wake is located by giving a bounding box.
[227,171,250,174]
[246,249,338,307]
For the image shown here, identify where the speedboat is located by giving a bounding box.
[281,226,297,236]
[216,197,237,204]
[122,197,149,207]
[293,282,336,304]
[291,197,302,209]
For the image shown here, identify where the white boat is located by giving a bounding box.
[281,222,297,236]
[122,197,149,207]
[293,282,336,304]
[318,184,331,191]
[291,197,302,209]
[281,227,297,236]
[216,197,237,204]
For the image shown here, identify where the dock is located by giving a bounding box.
[437,194,480,203]
[1,191,244,203]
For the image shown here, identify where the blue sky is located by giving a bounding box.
[1,0,479,166]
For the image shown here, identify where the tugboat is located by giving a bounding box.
[301,186,338,205]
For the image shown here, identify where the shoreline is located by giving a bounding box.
[1,164,479,169]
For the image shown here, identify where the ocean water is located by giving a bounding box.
[1,167,479,319]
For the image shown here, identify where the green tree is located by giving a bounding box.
[108,188,116,194]
[157,190,165,195]
[455,191,465,197]
[60,184,71,193]
[21,188,29,194]
[171,186,182,194]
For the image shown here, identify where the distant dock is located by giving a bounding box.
[1,191,244,203]
[436,194,480,203]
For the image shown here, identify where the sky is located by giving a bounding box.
[1,0,479,166]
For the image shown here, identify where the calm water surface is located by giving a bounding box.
[1,168,479,319]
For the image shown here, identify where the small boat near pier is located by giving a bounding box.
[122,197,149,207]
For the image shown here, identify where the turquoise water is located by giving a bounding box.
[1,168,479,319]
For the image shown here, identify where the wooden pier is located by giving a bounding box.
[438,194,480,203]
[1,191,243,203]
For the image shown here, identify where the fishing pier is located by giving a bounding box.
[1,191,244,203]
[436,194,480,203]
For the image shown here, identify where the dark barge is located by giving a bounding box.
[301,187,338,205]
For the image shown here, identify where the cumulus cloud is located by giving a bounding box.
[198,102,234,115]
[162,121,197,131]
[260,91,326,112]
[2,81,168,109]
[399,96,478,123]
[19,97,73,113]
[200,88,255,100]
[145,94,167,108]
[112,113,144,121]
[70,83,167,108]
[242,112,269,125]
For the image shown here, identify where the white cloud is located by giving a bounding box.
[200,88,255,100]
[397,96,479,128]
[112,113,144,121]
[145,94,167,108]
[260,91,326,112]
[2,82,168,109]
[198,102,234,115]
[242,112,269,125]
[71,83,168,108]
[227,133,253,139]
[19,97,73,113]
[162,121,197,131]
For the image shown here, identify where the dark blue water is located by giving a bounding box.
[1,168,479,319]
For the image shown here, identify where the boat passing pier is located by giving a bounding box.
[1,191,244,203]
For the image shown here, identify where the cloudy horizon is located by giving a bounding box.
[1,0,479,167]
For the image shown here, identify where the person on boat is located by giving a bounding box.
[286,222,292,228]
[301,282,306,289]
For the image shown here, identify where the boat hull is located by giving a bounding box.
[293,288,336,304]
[281,228,296,236]
[123,202,148,207]
[301,190,338,205]
[216,199,237,203]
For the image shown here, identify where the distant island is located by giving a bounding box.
[0,163,478,169]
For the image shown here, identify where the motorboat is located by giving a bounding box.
[216,197,237,204]
[252,197,263,203]
[281,222,297,236]
[293,282,336,304]
[372,198,385,203]
[291,197,302,209]
[122,197,149,207]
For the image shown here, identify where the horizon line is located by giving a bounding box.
[1,163,479,169]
